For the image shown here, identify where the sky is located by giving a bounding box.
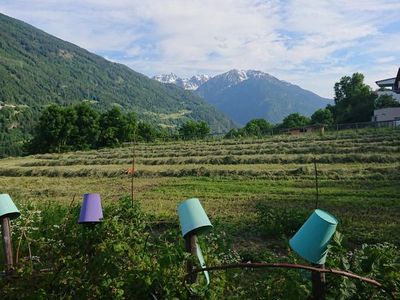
[1,0,399,98]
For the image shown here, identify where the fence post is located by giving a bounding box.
[312,263,326,300]
[1,217,14,274]
[185,233,198,284]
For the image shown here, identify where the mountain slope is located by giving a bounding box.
[0,13,234,132]
[196,70,331,125]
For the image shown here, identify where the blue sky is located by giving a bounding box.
[1,0,399,98]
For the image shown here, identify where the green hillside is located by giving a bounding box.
[0,13,234,146]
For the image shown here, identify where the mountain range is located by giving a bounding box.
[154,70,331,124]
[0,13,234,133]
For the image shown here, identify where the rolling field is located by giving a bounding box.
[1,128,399,246]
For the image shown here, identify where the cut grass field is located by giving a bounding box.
[0,128,399,248]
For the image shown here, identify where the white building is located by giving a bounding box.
[375,67,400,101]
[372,107,400,122]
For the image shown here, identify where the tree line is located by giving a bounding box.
[27,103,210,154]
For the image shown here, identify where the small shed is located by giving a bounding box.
[285,125,325,135]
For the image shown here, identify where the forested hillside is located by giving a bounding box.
[0,13,234,156]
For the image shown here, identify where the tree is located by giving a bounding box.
[375,94,400,109]
[98,107,128,148]
[137,122,158,142]
[179,120,210,140]
[29,104,76,153]
[224,128,241,139]
[124,112,138,142]
[243,118,273,136]
[280,113,310,129]
[311,109,334,125]
[69,103,100,150]
[333,73,377,123]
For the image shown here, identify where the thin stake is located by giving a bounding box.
[312,263,326,300]
[131,127,137,207]
[184,233,198,284]
[314,157,319,209]
[1,217,14,274]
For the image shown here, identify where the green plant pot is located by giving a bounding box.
[289,209,338,264]
[0,193,20,220]
[178,198,212,237]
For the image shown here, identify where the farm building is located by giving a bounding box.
[283,125,325,135]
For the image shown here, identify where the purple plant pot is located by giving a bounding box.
[78,193,103,224]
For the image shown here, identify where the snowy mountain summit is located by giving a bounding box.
[152,73,210,90]
[153,69,280,91]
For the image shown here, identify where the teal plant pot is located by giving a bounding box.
[178,198,212,237]
[289,209,338,265]
[0,194,20,220]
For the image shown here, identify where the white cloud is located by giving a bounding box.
[0,0,399,97]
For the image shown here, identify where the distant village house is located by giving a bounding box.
[375,67,400,101]
[373,68,400,124]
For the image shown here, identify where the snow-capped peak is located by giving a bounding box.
[223,69,248,83]
[152,73,179,84]
[153,73,210,90]
[153,69,280,91]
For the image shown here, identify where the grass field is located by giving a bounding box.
[1,128,399,247]
[1,128,399,298]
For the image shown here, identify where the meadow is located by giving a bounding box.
[0,128,399,298]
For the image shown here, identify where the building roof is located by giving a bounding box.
[376,77,396,87]
[395,68,400,93]
[376,67,400,93]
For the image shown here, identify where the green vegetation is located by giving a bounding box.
[0,128,399,298]
[0,104,37,157]
[27,104,215,153]
[279,113,311,129]
[375,94,400,109]
[332,73,377,123]
[310,108,334,125]
[179,120,210,140]
[1,197,398,299]
[225,118,273,138]
[27,103,161,153]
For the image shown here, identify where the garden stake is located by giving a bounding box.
[1,217,14,274]
[312,263,326,300]
[185,232,198,284]
[314,157,319,209]
[131,128,137,206]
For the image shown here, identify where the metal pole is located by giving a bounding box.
[312,263,326,300]
[184,233,198,284]
[1,217,14,274]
